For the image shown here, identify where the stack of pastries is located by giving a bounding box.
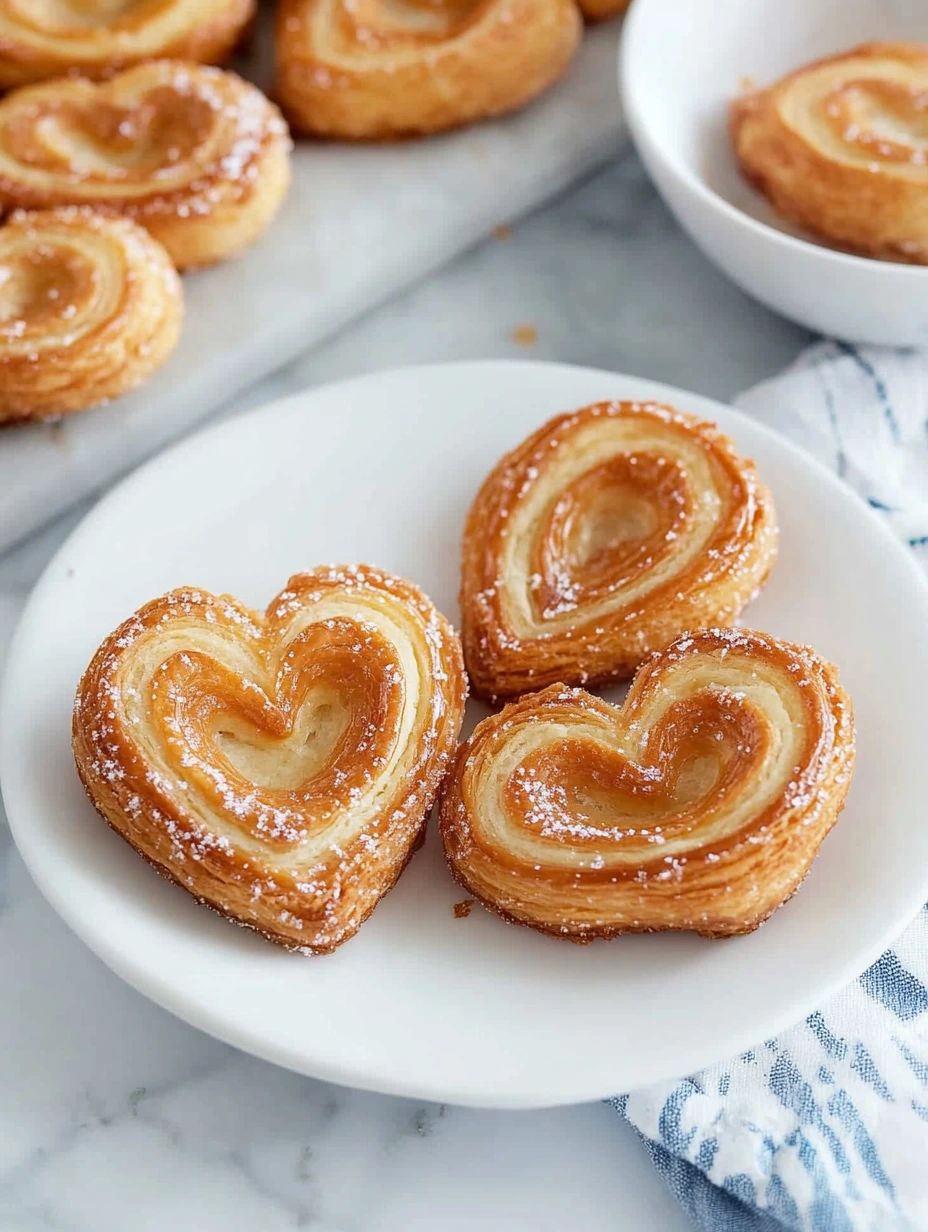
[0,0,630,424]
[74,399,856,954]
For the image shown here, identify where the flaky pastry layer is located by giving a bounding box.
[0,207,182,424]
[0,0,256,87]
[0,61,292,269]
[440,628,855,941]
[274,0,581,138]
[461,401,778,699]
[73,566,467,954]
[732,42,928,263]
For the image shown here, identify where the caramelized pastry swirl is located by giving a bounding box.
[0,61,291,269]
[440,628,855,941]
[274,0,581,138]
[73,567,467,954]
[461,401,777,699]
[732,42,928,263]
[0,0,256,88]
[0,207,181,424]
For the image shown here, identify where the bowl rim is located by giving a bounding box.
[618,0,928,283]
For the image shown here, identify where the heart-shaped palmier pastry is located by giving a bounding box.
[461,401,778,700]
[274,0,581,139]
[73,566,467,953]
[0,61,291,269]
[732,43,928,263]
[0,0,256,88]
[0,207,182,423]
[440,628,854,940]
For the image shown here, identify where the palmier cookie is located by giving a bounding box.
[732,43,928,263]
[0,61,292,270]
[0,0,256,88]
[274,0,582,139]
[440,628,855,941]
[73,567,467,954]
[0,208,181,425]
[461,401,778,700]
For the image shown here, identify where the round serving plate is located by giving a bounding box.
[2,361,927,1108]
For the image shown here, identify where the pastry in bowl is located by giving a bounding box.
[73,567,467,954]
[274,0,582,138]
[460,400,777,700]
[440,628,855,941]
[732,42,928,263]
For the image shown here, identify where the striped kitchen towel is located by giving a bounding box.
[613,341,928,1232]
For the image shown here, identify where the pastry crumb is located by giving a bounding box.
[493,224,513,241]
[511,324,537,347]
[453,899,475,919]
[737,75,757,92]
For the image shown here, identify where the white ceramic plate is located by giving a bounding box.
[3,361,928,1109]
[620,0,928,346]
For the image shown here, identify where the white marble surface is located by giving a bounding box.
[0,151,810,1231]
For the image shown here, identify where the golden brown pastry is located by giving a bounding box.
[732,43,928,263]
[274,0,582,139]
[0,207,182,424]
[440,628,855,941]
[73,567,467,954]
[0,61,292,270]
[461,401,778,700]
[0,0,256,88]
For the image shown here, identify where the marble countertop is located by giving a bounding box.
[0,151,810,1231]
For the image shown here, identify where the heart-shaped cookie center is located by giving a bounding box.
[0,62,280,206]
[536,452,689,618]
[440,628,854,938]
[7,83,214,181]
[147,616,406,844]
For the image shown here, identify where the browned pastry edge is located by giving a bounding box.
[73,755,428,956]
[576,0,630,21]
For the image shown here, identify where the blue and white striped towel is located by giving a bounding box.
[614,342,928,1232]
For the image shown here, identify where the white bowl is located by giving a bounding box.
[619,0,928,347]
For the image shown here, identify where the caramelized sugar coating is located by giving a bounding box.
[461,401,778,700]
[440,628,855,941]
[0,61,292,270]
[0,0,256,88]
[73,567,467,954]
[732,42,928,263]
[274,0,582,139]
[0,207,181,424]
